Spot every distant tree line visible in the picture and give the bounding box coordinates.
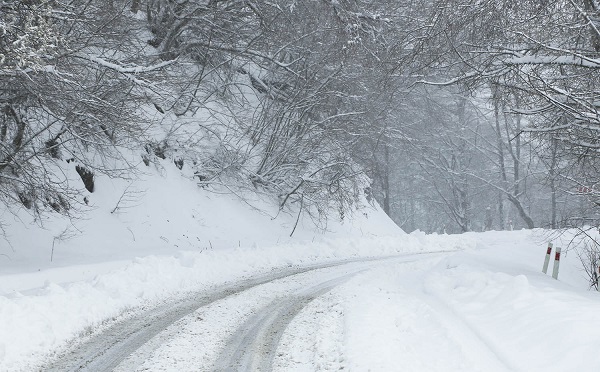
[375,0,600,233]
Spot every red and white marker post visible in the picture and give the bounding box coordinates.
[542,242,553,274]
[552,247,562,280]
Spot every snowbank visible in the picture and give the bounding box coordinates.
[0,233,470,371]
[336,229,600,372]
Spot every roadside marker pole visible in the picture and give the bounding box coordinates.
[542,242,553,274]
[552,247,561,280]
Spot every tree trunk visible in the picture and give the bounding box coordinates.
[493,87,534,229]
[507,194,535,229]
[583,0,600,52]
[382,143,391,215]
[549,136,558,228]
[498,191,505,230]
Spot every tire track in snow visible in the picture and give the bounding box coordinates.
[42,254,440,372]
[211,274,356,371]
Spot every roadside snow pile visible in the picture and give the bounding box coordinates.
[424,264,600,372]
[334,229,600,372]
[420,230,600,372]
[0,232,470,372]
[4,222,598,372]
[341,263,508,372]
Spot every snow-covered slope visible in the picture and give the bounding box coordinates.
[1,166,599,371]
[0,158,406,370]
[0,159,399,286]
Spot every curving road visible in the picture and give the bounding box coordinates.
[43,253,438,372]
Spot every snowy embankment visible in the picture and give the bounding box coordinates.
[3,230,600,372]
[1,164,600,371]
[271,230,600,372]
[0,233,466,371]
[0,163,449,371]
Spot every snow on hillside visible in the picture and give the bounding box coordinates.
[1,165,599,371]
[0,160,399,287]
[0,160,405,370]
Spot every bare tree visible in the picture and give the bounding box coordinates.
[0,1,173,222]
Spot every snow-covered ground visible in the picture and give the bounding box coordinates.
[98,229,598,372]
[3,227,599,371]
[1,165,600,371]
[293,230,600,372]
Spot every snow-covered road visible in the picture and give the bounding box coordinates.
[6,230,600,372]
[43,254,440,371]
[41,250,518,372]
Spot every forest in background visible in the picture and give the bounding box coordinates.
[1,0,600,235]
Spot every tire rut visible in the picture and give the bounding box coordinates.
[212,274,357,372]
[41,255,416,372]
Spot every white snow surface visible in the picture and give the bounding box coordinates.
[1,164,600,371]
[130,230,600,372]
